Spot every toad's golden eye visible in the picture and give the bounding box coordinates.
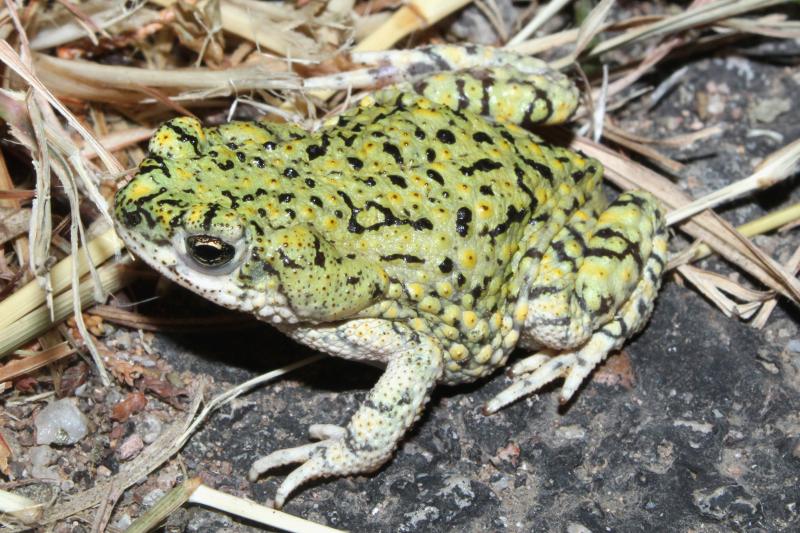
[186,235,235,267]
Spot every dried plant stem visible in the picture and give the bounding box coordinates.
[126,477,203,533]
[0,258,132,357]
[0,489,42,525]
[188,484,345,533]
[0,228,123,333]
[686,202,800,263]
[355,0,473,51]
[507,0,572,46]
[666,137,800,225]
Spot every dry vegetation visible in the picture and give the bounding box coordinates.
[0,0,798,531]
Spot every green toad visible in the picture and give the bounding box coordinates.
[114,45,668,508]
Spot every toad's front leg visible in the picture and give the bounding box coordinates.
[249,320,444,508]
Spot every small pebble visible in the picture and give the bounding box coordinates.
[34,399,89,445]
[30,446,55,467]
[140,414,163,444]
[117,434,144,461]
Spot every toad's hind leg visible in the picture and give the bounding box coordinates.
[363,44,579,126]
[249,320,443,508]
[485,192,668,413]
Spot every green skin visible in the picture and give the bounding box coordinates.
[114,45,668,508]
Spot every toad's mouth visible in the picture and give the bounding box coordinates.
[113,222,302,324]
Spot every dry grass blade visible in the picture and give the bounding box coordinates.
[355,0,473,51]
[34,53,300,103]
[0,41,122,174]
[666,137,800,225]
[589,0,789,58]
[0,489,43,525]
[0,229,123,334]
[188,484,346,533]
[561,0,616,64]
[678,264,773,320]
[0,207,30,247]
[751,243,800,327]
[0,258,132,357]
[0,341,76,383]
[507,0,572,46]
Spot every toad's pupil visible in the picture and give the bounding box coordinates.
[186,235,235,266]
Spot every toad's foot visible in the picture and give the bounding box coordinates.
[248,424,360,508]
[250,326,443,508]
[483,348,592,414]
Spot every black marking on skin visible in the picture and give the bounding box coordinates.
[283,167,299,179]
[436,129,456,144]
[309,196,323,208]
[134,187,167,206]
[258,208,267,217]
[520,88,554,129]
[216,159,234,171]
[138,155,171,178]
[528,285,562,299]
[487,205,527,238]
[472,132,494,144]
[226,142,238,150]
[339,192,434,234]
[457,273,467,286]
[371,131,386,138]
[499,130,515,145]
[426,149,436,162]
[250,220,264,236]
[612,194,647,209]
[252,157,265,168]
[388,175,408,188]
[347,276,360,285]
[426,169,444,185]
[347,157,364,170]
[460,158,503,176]
[278,193,294,203]
[312,236,325,267]
[455,207,472,237]
[360,177,377,187]
[255,188,268,196]
[163,122,201,156]
[221,190,240,208]
[439,257,454,273]
[243,194,254,202]
[590,227,644,271]
[513,165,539,213]
[637,298,649,317]
[470,285,482,299]
[480,75,493,116]
[380,254,425,264]
[415,127,426,140]
[339,133,357,147]
[337,116,350,128]
[156,198,184,207]
[479,185,494,195]
[235,151,246,162]
[306,133,330,161]
[335,210,344,219]
[572,169,585,182]
[383,142,404,165]
[278,249,302,269]
[305,178,316,188]
[202,203,221,231]
[455,78,469,110]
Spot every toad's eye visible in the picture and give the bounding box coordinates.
[186,235,236,267]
